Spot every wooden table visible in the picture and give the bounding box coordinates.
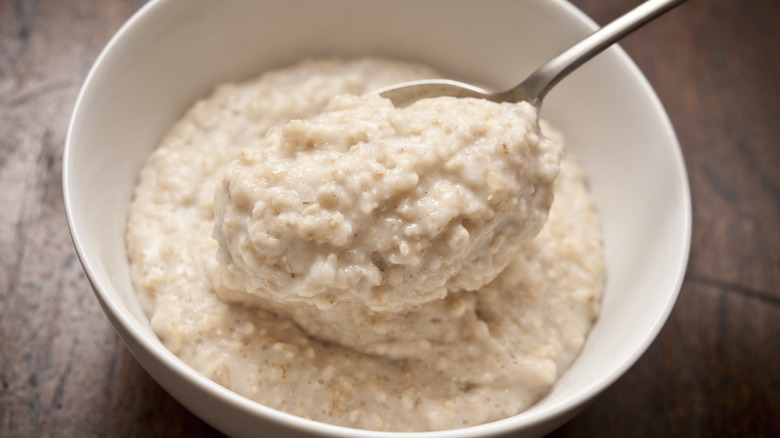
[1,0,777,436]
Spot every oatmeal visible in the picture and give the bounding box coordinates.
[126,58,605,432]
[212,93,560,313]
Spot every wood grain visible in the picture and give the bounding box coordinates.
[1,0,777,436]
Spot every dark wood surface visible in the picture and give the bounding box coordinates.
[1,0,777,436]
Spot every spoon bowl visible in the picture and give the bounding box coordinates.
[377,0,687,107]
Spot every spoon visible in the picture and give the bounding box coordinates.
[377,0,688,108]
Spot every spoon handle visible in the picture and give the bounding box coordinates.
[511,0,688,105]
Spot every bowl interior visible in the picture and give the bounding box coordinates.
[64,0,690,436]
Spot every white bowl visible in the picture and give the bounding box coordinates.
[63,0,691,437]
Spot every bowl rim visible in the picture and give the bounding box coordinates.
[63,0,691,436]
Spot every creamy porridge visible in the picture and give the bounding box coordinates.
[126,58,605,432]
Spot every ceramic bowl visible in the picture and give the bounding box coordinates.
[64,0,690,436]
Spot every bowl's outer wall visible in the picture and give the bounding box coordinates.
[64,0,690,437]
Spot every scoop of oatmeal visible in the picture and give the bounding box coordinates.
[211,94,562,312]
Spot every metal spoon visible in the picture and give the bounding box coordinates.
[377,0,688,108]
